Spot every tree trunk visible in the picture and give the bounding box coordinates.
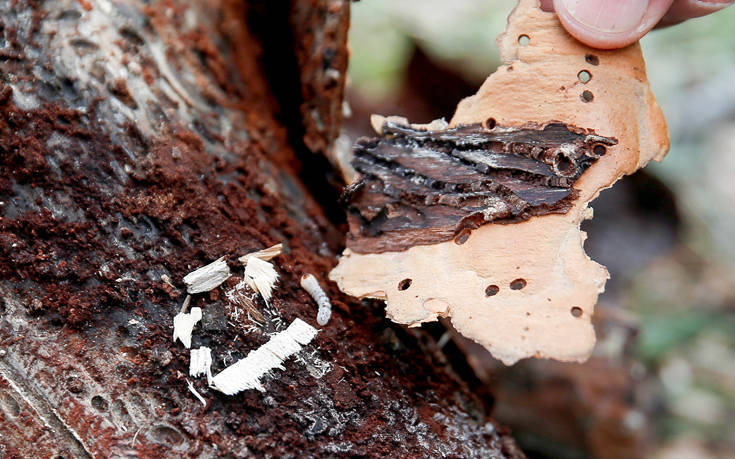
[0,0,521,457]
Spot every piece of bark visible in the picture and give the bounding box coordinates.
[345,120,616,253]
[330,0,669,365]
[0,0,520,456]
[290,0,350,157]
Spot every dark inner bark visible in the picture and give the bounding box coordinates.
[344,121,616,253]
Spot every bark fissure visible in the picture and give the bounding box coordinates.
[247,1,349,227]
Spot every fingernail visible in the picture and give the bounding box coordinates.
[560,0,650,33]
[690,0,735,11]
[660,0,734,26]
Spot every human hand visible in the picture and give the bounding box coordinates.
[540,0,734,49]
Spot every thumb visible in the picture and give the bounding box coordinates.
[553,0,674,49]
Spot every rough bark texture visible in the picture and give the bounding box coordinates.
[0,0,521,457]
[346,120,616,253]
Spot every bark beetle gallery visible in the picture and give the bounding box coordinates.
[343,120,617,253]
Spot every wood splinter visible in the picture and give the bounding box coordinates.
[211,318,318,395]
[173,305,202,349]
[329,0,669,365]
[183,256,232,294]
[240,243,282,304]
[189,346,213,385]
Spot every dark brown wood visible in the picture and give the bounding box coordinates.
[345,121,616,253]
[0,0,522,457]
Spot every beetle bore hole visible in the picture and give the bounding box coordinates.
[571,307,583,318]
[554,153,574,175]
[91,395,108,412]
[518,34,530,46]
[398,279,412,291]
[578,70,591,83]
[592,144,607,156]
[581,90,594,102]
[455,230,470,245]
[1,393,20,417]
[483,117,497,130]
[510,278,527,290]
[585,54,599,66]
[485,285,500,297]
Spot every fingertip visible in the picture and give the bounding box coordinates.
[539,0,555,12]
[553,0,674,49]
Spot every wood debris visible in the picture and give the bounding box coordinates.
[189,346,213,385]
[244,257,279,304]
[224,280,265,324]
[160,274,177,289]
[370,114,448,134]
[187,380,207,406]
[183,256,231,294]
[211,318,318,395]
[173,307,202,349]
[238,243,283,263]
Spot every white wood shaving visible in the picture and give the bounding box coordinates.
[370,114,409,135]
[173,307,202,348]
[300,273,332,326]
[238,243,283,263]
[211,318,318,395]
[179,294,192,313]
[160,273,176,289]
[189,346,213,385]
[187,380,207,406]
[183,256,231,294]
[244,256,279,303]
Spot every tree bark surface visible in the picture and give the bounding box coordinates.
[0,1,522,457]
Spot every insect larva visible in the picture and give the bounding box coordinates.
[300,273,332,326]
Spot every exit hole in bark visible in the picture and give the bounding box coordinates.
[592,144,607,156]
[571,307,583,317]
[578,70,591,83]
[91,395,109,411]
[483,117,497,130]
[1,393,20,417]
[398,279,412,291]
[485,285,500,297]
[455,230,470,245]
[581,90,594,102]
[585,54,599,65]
[518,34,530,46]
[554,153,574,176]
[510,278,527,290]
